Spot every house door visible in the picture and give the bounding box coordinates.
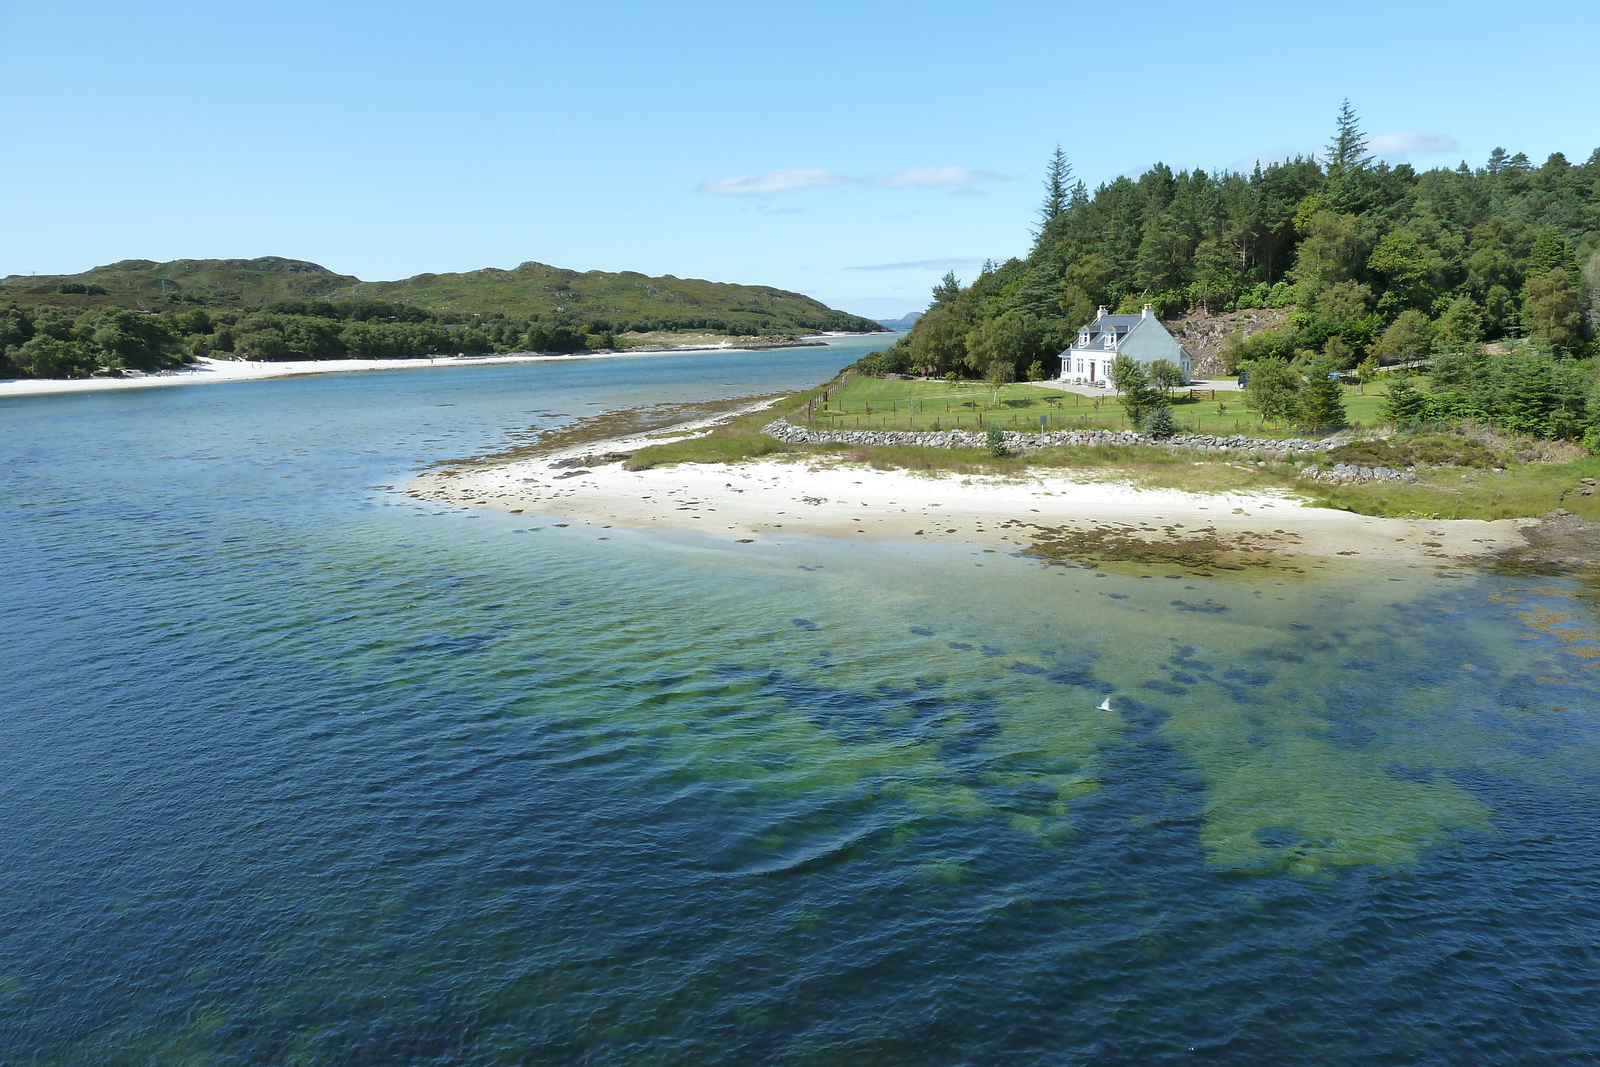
[1088,361,1096,382]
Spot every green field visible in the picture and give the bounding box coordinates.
[798,376,1391,438]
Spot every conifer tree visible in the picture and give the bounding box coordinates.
[931,271,963,307]
[1381,377,1429,425]
[1037,145,1073,233]
[1325,99,1371,170]
[1297,359,1348,431]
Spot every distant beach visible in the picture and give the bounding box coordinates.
[0,337,858,400]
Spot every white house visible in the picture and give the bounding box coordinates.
[1058,305,1192,385]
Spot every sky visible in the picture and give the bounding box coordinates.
[3,0,1599,319]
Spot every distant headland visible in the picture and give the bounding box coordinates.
[0,257,880,381]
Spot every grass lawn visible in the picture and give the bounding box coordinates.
[800,376,1390,438]
[1302,457,1600,521]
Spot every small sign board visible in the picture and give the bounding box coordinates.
[1039,415,1048,432]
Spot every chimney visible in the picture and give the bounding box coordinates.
[1141,303,1154,319]
[1095,306,1107,320]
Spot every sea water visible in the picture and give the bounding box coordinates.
[3,339,1598,1064]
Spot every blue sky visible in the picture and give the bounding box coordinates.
[3,0,1598,318]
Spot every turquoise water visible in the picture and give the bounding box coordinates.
[4,339,1600,1064]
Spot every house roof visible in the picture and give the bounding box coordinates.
[1069,315,1147,349]
[1057,313,1192,361]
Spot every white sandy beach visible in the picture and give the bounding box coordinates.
[0,339,841,400]
[412,430,1528,566]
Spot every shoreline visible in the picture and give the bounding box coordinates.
[409,410,1531,570]
[0,335,868,400]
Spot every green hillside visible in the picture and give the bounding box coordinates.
[2,258,359,306]
[0,257,878,335]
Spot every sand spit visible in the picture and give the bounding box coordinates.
[411,450,1527,568]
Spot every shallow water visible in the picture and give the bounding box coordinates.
[4,339,1599,1064]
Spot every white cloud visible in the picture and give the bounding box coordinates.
[698,164,1009,196]
[866,165,1008,188]
[697,168,846,195]
[847,257,988,272]
[1369,131,1459,155]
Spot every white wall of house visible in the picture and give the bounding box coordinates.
[1057,307,1191,384]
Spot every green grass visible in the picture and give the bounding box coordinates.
[1301,457,1600,521]
[800,376,1391,439]
[624,386,826,470]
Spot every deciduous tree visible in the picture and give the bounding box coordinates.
[1241,359,1301,424]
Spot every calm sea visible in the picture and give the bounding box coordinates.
[3,338,1598,1064]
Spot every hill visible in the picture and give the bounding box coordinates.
[0,257,879,336]
[2,258,359,307]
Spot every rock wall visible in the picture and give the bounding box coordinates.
[1297,463,1418,485]
[763,418,1338,459]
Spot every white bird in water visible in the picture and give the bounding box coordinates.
[1097,696,1113,712]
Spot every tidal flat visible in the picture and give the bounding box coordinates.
[4,336,1599,1063]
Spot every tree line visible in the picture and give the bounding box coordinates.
[862,103,1600,393]
[0,299,647,379]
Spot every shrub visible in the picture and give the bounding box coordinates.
[1325,432,1502,469]
[1141,405,1177,439]
[985,425,1007,457]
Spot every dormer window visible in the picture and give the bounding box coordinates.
[1078,330,1089,346]
[1102,330,1116,350]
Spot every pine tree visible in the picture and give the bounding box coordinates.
[1486,147,1509,175]
[1526,228,1578,284]
[1380,377,1429,425]
[1037,145,1073,234]
[931,271,962,307]
[1325,98,1371,170]
[1297,359,1348,431]
[1141,404,1176,439]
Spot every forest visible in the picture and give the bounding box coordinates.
[865,104,1600,440]
[0,299,609,379]
[0,257,879,378]
[860,104,1600,444]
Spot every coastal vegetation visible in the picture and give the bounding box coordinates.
[782,374,1386,438]
[603,364,1600,524]
[0,257,879,379]
[859,102,1600,450]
